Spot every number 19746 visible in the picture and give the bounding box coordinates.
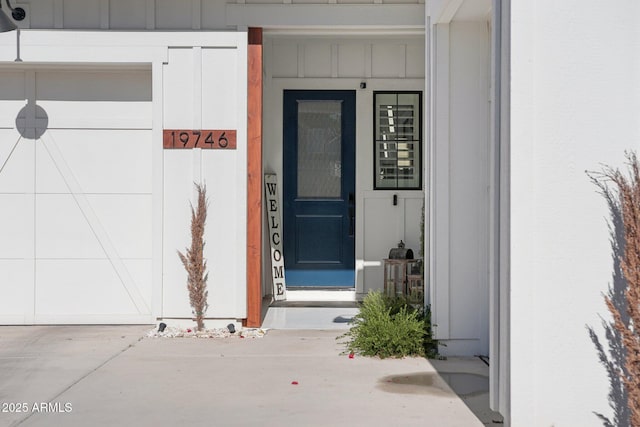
[163,129,237,150]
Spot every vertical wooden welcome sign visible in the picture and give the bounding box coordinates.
[264,174,286,300]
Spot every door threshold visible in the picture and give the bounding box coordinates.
[285,288,356,302]
[270,300,359,308]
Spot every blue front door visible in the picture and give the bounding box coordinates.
[283,90,356,287]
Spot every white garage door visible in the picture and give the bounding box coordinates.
[0,69,153,324]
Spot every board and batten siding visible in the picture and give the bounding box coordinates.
[18,0,424,32]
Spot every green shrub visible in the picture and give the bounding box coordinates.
[339,291,439,359]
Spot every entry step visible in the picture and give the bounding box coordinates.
[270,301,359,308]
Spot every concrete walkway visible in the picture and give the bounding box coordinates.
[0,326,492,427]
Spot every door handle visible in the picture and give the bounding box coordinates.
[348,192,355,237]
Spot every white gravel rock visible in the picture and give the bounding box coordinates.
[145,326,267,339]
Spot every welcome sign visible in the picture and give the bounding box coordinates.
[264,174,286,300]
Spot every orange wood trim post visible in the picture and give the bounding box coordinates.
[245,27,263,327]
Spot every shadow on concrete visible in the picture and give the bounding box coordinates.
[429,357,504,425]
[587,177,630,427]
[332,315,353,323]
[438,372,490,398]
[377,371,489,399]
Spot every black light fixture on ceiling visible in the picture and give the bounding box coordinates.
[0,0,26,33]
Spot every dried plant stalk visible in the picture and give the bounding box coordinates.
[177,183,209,331]
[596,152,640,426]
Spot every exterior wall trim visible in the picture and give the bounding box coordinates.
[431,22,451,340]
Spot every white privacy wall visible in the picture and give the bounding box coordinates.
[162,41,248,323]
[509,1,640,425]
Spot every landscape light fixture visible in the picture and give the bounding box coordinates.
[0,0,26,33]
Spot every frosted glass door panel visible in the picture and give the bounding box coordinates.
[297,100,342,198]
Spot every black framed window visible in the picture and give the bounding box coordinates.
[374,91,422,190]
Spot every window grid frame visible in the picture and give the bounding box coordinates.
[373,91,423,190]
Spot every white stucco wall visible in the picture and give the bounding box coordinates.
[509,1,640,425]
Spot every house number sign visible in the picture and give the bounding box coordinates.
[163,129,237,149]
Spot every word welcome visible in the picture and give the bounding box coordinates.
[264,174,286,300]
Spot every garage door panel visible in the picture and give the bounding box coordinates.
[0,102,26,128]
[39,101,152,129]
[0,72,26,128]
[0,71,25,100]
[36,71,151,102]
[2,68,154,325]
[123,259,153,307]
[33,139,68,194]
[35,259,148,316]
[36,70,152,129]
[0,129,33,194]
[86,195,153,259]
[38,129,152,194]
[35,195,106,259]
[0,195,32,258]
[0,260,32,319]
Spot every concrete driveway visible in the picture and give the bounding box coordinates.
[0,326,491,427]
